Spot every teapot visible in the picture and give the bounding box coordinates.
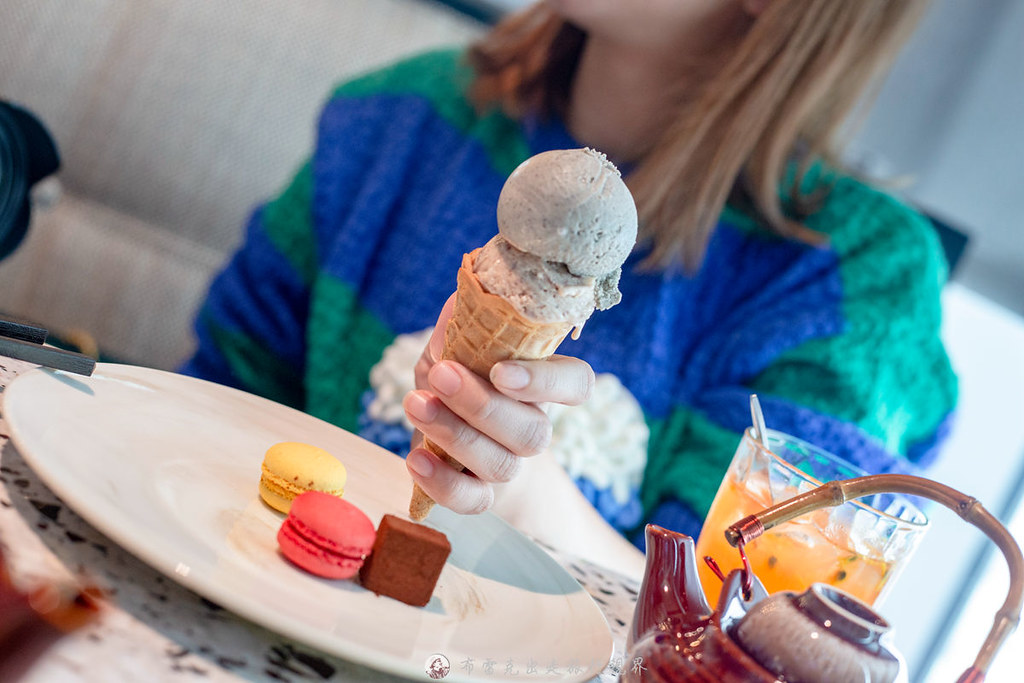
[623,474,1023,683]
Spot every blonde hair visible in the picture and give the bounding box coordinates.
[468,1,931,271]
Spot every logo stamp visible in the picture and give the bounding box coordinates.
[424,653,451,679]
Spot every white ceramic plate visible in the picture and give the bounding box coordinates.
[3,364,612,682]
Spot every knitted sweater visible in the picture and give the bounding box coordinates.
[182,49,958,544]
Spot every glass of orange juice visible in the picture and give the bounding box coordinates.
[695,428,929,608]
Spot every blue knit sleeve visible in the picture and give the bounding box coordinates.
[180,162,316,409]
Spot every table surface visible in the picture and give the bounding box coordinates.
[0,357,642,683]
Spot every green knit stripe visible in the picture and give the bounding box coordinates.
[200,312,306,410]
[331,49,529,177]
[304,274,395,432]
[752,177,956,454]
[261,161,317,284]
[642,407,744,518]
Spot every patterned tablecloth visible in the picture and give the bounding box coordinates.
[0,358,642,683]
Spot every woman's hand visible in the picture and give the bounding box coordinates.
[402,293,595,515]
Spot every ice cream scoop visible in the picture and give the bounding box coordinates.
[475,148,636,333]
[496,147,637,277]
[472,235,597,324]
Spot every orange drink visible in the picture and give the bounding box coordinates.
[695,428,928,607]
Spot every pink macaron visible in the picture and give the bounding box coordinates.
[277,491,376,579]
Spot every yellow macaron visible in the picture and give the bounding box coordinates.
[258,442,347,513]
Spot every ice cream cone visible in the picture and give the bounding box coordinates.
[408,248,574,520]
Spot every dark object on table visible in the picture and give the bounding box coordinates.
[0,552,103,681]
[0,316,47,345]
[433,0,504,24]
[924,210,970,278]
[359,514,451,607]
[0,100,60,262]
[0,317,96,376]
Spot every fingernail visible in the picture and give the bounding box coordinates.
[404,391,438,422]
[492,362,529,390]
[429,362,462,396]
[407,449,435,477]
[429,332,443,363]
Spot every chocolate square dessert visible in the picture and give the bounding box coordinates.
[359,514,451,607]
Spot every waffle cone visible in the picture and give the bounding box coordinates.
[409,248,575,520]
